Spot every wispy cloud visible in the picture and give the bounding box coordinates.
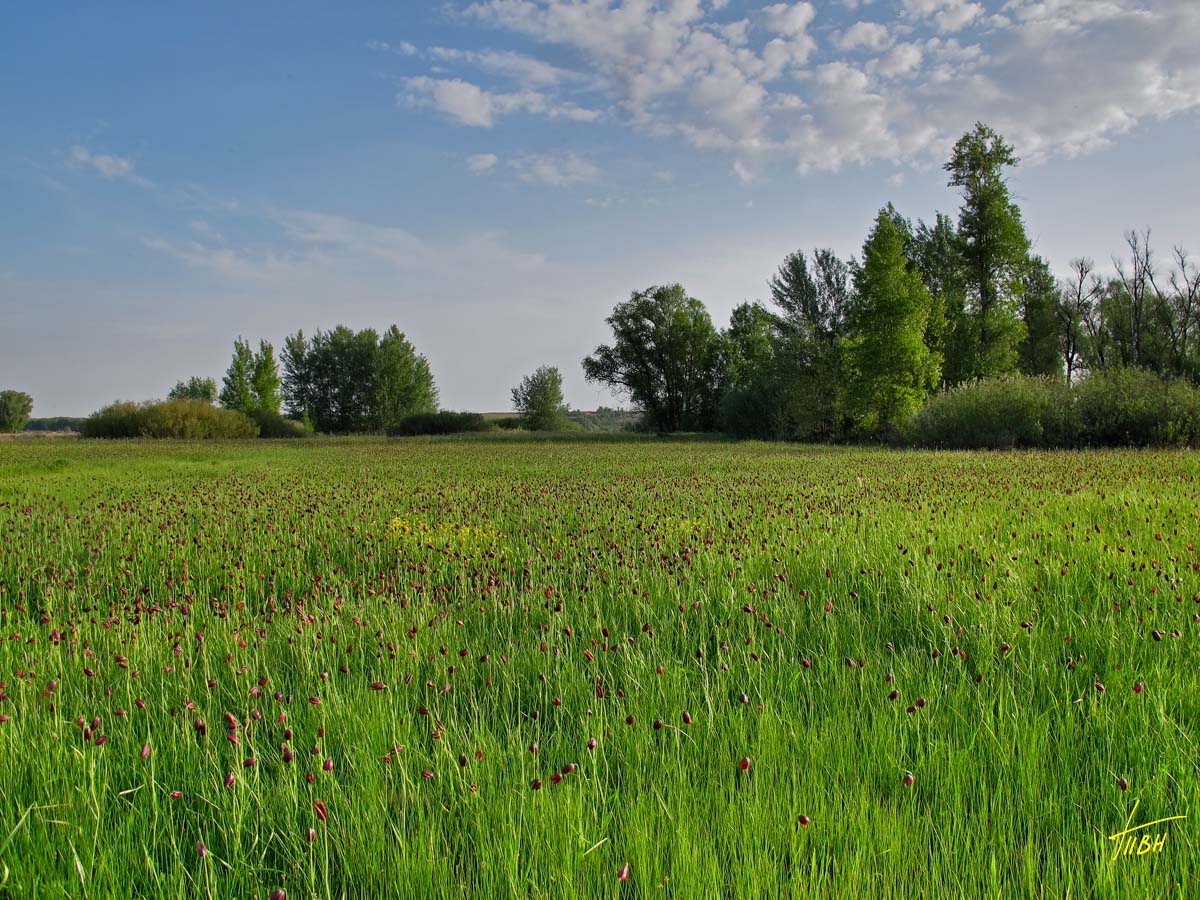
[366,39,418,56]
[466,153,499,173]
[69,145,153,187]
[509,152,600,187]
[428,47,579,87]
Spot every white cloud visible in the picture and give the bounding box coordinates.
[367,39,418,56]
[428,48,576,86]
[869,41,924,77]
[69,145,150,185]
[400,76,601,127]
[763,3,816,37]
[509,152,600,187]
[466,153,500,173]
[443,0,1200,180]
[902,0,985,34]
[834,21,893,52]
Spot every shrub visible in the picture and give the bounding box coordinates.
[249,409,312,438]
[82,399,259,439]
[904,375,1076,449]
[1074,367,1200,447]
[0,390,34,433]
[493,417,525,431]
[388,411,492,437]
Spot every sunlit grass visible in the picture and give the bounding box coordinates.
[0,436,1196,898]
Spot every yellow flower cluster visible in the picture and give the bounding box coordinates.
[388,517,504,552]
[645,516,709,537]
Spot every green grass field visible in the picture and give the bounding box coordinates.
[0,437,1196,898]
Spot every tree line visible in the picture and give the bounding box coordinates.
[40,120,1200,445]
[583,123,1200,441]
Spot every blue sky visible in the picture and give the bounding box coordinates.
[3,1,1199,417]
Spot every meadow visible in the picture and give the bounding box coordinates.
[0,437,1196,899]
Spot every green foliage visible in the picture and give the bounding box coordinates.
[375,326,439,432]
[1074,366,1200,447]
[81,399,259,439]
[220,338,280,415]
[906,368,1200,448]
[912,213,967,386]
[0,390,34,432]
[281,330,312,419]
[248,408,312,439]
[945,122,1031,380]
[841,209,941,436]
[168,376,218,403]
[904,375,1076,449]
[767,249,849,343]
[1017,256,1065,377]
[388,411,491,436]
[718,304,844,441]
[718,247,856,442]
[251,341,282,415]
[283,326,437,434]
[512,366,570,431]
[583,284,724,433]
[219,338,256,412]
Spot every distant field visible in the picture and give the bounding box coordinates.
[0,437,1196,898]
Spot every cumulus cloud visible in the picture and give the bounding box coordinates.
[902,0,985,33]
[417,0,1200,179]
[400,76,602,127]
[834,21,893,51]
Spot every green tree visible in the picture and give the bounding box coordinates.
[1017,256,1065,377]
[306,326,379,433]
[583,284,724,433]
[718,303,784,439]
[220,338,280,415]
[0,390,33,432]
[219,338,256,413]
[768,248,851,344]
[251,341,282,415]
[758,248,854,440]
[281,330,312,420]
[841,209,941,435]
[168,376,218,403]
[374,326,438,432]
[945,123,1031,379]
[912,213,968,386]
[512,365,570,431]
[281,326,438,433]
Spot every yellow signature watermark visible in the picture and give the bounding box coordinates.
[1108,799,1186,861]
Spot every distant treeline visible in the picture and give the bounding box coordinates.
[53,122,1200,448]
[581,123,1200,447]
[24,417,86,432]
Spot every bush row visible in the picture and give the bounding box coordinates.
[81,400,310,439]
[387,411,492,436]
[904,368,1200,448]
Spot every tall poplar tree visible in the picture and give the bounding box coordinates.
[841,209,941,434]
[945,123,1031,379]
